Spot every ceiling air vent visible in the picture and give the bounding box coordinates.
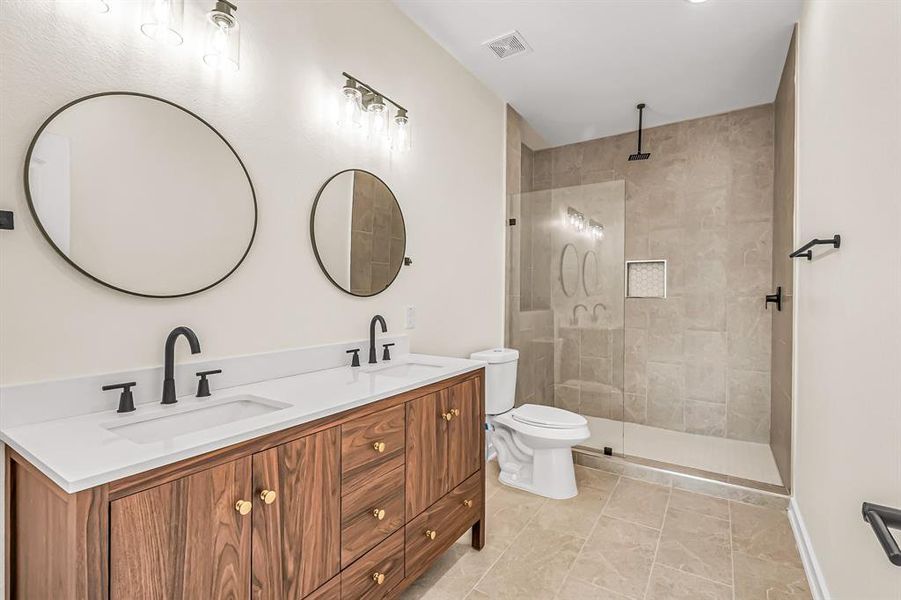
[484,31,532,60]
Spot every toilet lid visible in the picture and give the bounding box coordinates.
[511,404,588,429]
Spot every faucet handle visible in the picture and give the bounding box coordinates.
[382,343,395,361]
[195,369,222,398]
[346,348,361,368]
[102,381,137,414]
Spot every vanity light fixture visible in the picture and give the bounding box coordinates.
[339,72,412,152]
[567,207,586,232]
[140,0,184,46]
[338,77,363,129]
[203,0,240,72]
[589,219,605,240]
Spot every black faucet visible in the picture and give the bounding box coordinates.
[162,326,201,405]
[369,315,387,364]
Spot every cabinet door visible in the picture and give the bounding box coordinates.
[445,377,482,491]
[405,390,449,519]
[110,457,252,600]
[252,427,341,600]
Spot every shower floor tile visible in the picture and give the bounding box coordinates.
[583,416,783,486]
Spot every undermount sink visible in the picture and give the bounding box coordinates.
[104,395,290,444]
[363,362,444,378]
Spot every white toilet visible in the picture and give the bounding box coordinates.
[471,348,590,500]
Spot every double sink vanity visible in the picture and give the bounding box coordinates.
[3,332,487,599]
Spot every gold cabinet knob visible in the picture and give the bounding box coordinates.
[462,499,473,508]
[372,508,386,520]
[372,572,386,585]
[260,489,277,505]
[235,500,252,516]
[425,529,437,540]
[373,441,386,453]
[451,408,460,417]
[442,412,454,422]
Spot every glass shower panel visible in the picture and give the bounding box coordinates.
[507,181,626,455]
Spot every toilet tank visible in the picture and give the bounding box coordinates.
[469,348,518,415]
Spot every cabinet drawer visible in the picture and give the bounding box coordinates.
[341,465,405,568]
[340,529,404,600]
[405,471,482,578]
[306,575,341,600]
[342,405,405,492]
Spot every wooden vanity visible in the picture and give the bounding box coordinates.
[4,368,485,600]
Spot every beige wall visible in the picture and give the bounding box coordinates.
[529,106,775,442]
[771,26,797,491]
[794,1,901,597]
[0,0,505,385]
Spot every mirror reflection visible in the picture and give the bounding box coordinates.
[311,170,405,296]
[25,93,257,298]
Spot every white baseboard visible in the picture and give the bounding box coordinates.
[788,497,830,600]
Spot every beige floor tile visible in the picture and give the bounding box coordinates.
[464,591,491,600]
[645,564,732,600]
[401,537,509,600]
[533,486,611,539]
[474,525,584,599]
[733,552,812,600]
[555,576,631,599]
[569,515,660,598]
[667,489,730,521]
[655,507,733,584]
[485,484,547,547]
[730,501,802,567]
[602,477,671,529]
[575,465,620,494]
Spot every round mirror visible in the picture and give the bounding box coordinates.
[560,243,579,297]
[583,250,600,295]
[24,92,257,298]
[311,170,406,297]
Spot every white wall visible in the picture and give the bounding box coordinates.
[793,1,901,598]
[0,0,505,384]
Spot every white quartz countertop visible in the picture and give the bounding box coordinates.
[0,354,484,494]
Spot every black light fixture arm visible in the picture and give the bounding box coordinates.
[342,71,407,113]
[789,234,841,260]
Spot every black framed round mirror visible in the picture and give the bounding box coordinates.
[310,169,406,297]
[24,92,257,298]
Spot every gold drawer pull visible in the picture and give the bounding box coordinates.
[260,489,277,505]
[462,499,473,508]
[425,529,437,540]
[372,572,386,585]
[235,500,252,516]
[373,441,386,453]
[372,508,386,520]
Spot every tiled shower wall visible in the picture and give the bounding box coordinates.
[527,105,775,442]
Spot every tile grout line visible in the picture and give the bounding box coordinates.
[552,474,623,599]
[729,499,737,600]
[640,485,672,600]
[468,488,551,596]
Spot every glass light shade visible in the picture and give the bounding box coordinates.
[203,4,240,72]
[95,0,110,13]
[391,109,412,152]
[141,0,184,46]
[338,81,362,129]
[366,96,389,141]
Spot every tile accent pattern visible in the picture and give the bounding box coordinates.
[400,462,811,600]
[626,261,667,298]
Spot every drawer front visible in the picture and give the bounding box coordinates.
[405,471,482,577]
[306,576,341,600]
[340,529,405,600]
[341,465,405,567]
[342,405,405,492]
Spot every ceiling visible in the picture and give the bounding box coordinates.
[393,0,800,148]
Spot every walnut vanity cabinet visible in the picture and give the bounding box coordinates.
[4,368,484,600]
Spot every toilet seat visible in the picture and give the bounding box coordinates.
[510,404,587,429]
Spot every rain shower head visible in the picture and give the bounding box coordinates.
[628,103,651,161]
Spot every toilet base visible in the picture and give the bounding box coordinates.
[496,446,579,500]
